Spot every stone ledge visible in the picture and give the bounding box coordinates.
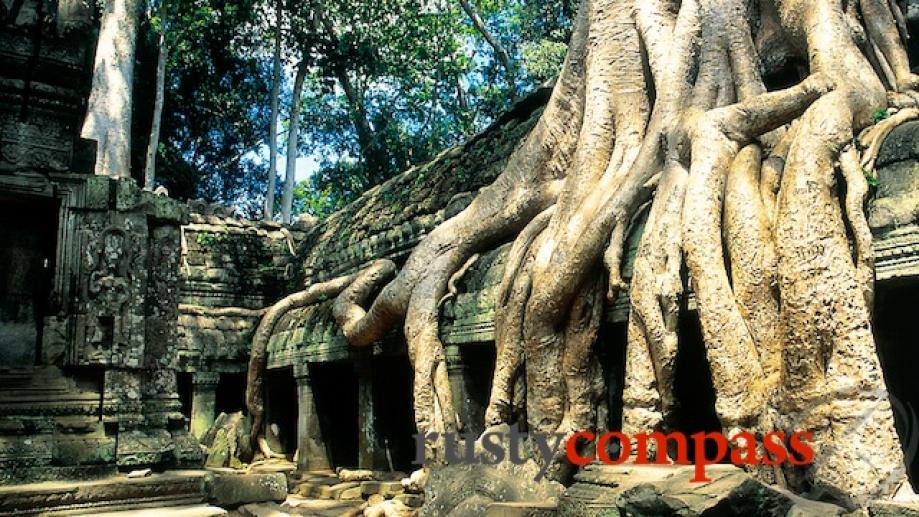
[0,470,209,516]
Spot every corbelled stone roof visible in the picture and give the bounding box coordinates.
[297,89,551,285]
[267,92,919,367]
[268,90,550,365]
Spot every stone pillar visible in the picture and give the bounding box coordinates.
[444,345,482,434]
[294,365,330,472]
[355,349,383,469]
[190,372,219,439]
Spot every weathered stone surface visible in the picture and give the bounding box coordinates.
[0,470,209,516]
[207,471,288,507]
[318,481,361,499]
[558,464,847,517]
[868,500,919,516]
[364,499,417,517]
[338,486,364,500]
[486,501,557,517]
[420,461,564,517]
[280,494,365,515]
[394,493,424,508]
[201,412,254,469]
[80,504,228,517]
[362,480,405,498]
[338,468,376,482]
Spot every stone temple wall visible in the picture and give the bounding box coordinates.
[0,0,200,483]
[175,205,312,436]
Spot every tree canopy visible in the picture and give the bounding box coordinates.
[138,0,574,219]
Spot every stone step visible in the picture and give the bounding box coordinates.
[0,470,209,516]
[360,480,404,498]
[80,504,228,517]
[206,471,288,508]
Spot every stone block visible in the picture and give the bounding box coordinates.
[207,472,287,507]
[360,480,403,498]
[338,486,364,500]
[339,468,376,482]
[869,501,919,516]
[394,493,423,508]
[319,481,361,499]
[558,464,848,516]
[486,502,557,517]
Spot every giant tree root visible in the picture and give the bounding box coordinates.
[245,269,379,453]
[243,0,918,507]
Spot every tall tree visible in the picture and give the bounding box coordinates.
[81,0,143,177]
[456,0,516,101]
[264,0,283,220]
[155,0,272,217]
[144,0,168,190]
[280,60,307,223]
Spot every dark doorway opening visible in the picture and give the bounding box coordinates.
[312,361,360,468]
[454,344,496,437]
[373,355,417,472]
[672,310,723,459]
[264,367,298,455]
[604,310,722,459]
[599,322,627,431]
[0,193,59,367]
[215,371,246,415]
[874,277,919,488]
[176,372,193,420]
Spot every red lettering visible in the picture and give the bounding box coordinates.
[634,432,690,465]
[565,432,596,466]
[691,432,728,482]
[788,431,814,466]
[761,431,788,466]
[597,432,631,465]
[728,431,760,466]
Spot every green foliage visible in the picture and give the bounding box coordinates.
[864,167,880,188]
[152,0,274,217]
[196,232,227,247]
[874,109,890,123]
[144,0,574,220]
[289,0,575,218]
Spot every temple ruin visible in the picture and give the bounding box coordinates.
[5,0,919,515]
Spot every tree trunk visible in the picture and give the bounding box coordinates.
[264,0,282,220]
[144,0,168,191]
[280,60,307,224]
[81,0,143,178]
[318,11,390,183]
[250,0,919,507]
[457,0,517,101]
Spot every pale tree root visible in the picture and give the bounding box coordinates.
[681,74,832,431]
[621,162,688,445]
[232,0,919,508]
[245,271,370,455]
[486,207,555,427]
[723,144,782,390]
[327,0,590,461]
[775,90,906,508]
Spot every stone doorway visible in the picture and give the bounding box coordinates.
[373,355,417,472]
[311,361,360,469]
[604,312,722,458]
[0,193,59,367]
[264,367,298,455]
[874,278,919,488]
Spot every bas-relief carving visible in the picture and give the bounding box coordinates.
[75,215,148,367]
